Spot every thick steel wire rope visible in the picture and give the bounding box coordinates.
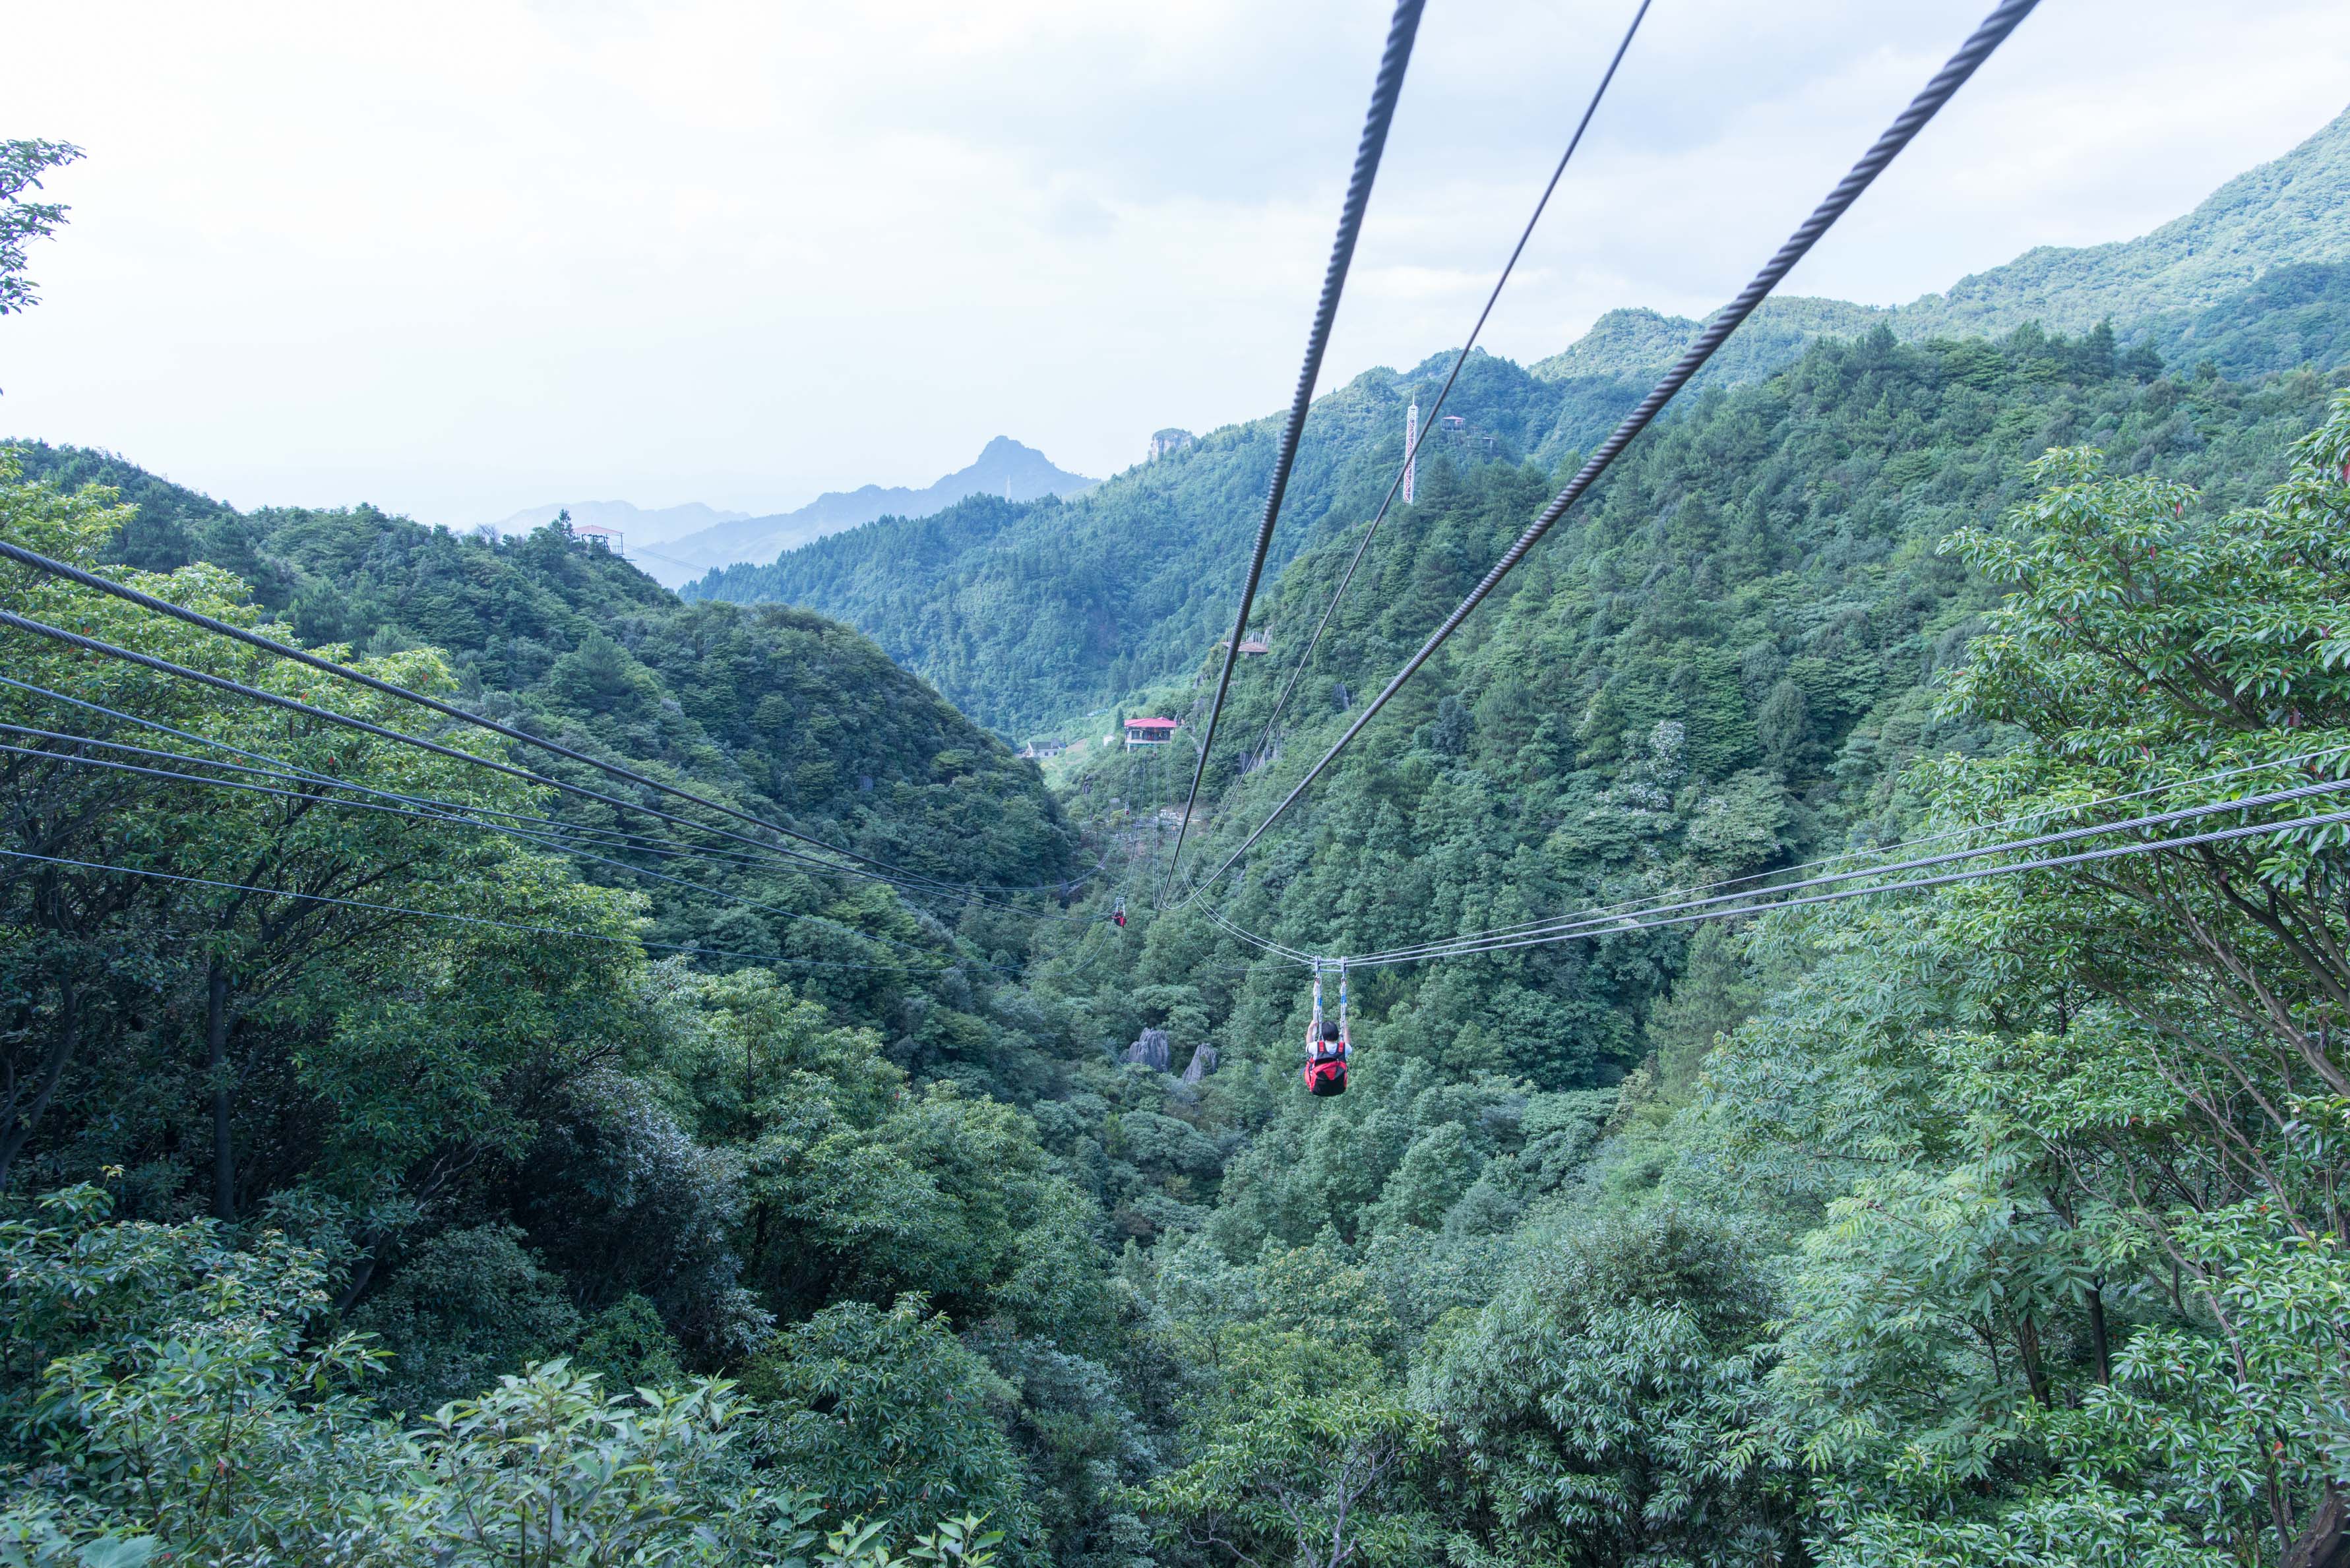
[1196,895,1315,965]
[1179,742,2350,960]
[1194,757,2350,968]
[1247,0,1654,767]
[1339,800,2350,969]
[0,740,1030,969]
[1174,0,2043,912]
[0,537,1086,899]
[1190,742,2350,964]
[1342,772,2350,964]
[0,678,1006,880]
[0,607,1085,922]
[1160,0,1427,901]
[0,717,807,871]
[0,607,883,884]
[0,847,1001,976]
[1380,744,2350,955]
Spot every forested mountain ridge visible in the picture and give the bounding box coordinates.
[1,437,1188,1563]
[7,440,1079,904]
[12,330,2349,1565]
[1019,340,2350,1566]
[690,103,2350,737]
[1533,101,2350,382]
[1108,330,2339,1093]
[686,350,1650,732]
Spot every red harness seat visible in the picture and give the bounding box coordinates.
[1303,1022,1349,1097]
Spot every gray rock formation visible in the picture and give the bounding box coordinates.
[1181,1044,1218,1084]
[1125,1028,1171,1071]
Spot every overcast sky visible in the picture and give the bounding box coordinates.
[6,1,2349,526]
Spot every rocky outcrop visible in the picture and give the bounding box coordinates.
[1125,1028,1171,1071]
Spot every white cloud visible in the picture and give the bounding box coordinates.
[4,0,2347,525]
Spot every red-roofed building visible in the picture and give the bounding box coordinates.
[1125,717,1180,748]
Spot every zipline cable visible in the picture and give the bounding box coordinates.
[0,739,1032,969]
[1174,0,2043,911]
[1336,799,2350,969]
[0,846,1009,977]
[0,681,1114,893]
[0,682,838,876]
[1249,0,1654,766]
[1196,895,1315,965]
[1160,0,1427,901]
[0,538,1078,903]
[0,717,807,872]
[1182,742,2350,967]
[0,607,1084,921]
[1343,771,2350,964]
[0,607,894,886]
[1358,743,2350,957]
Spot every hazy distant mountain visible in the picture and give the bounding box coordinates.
[650,437,1096,588]
[489,499,751,566]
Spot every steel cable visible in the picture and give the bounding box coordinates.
[0,680,834,875]
[1340,799,2350,969]
[1174,0,2043,910]
[1344,771,2350,964]
[1364,744,2350,957]
[0,739,1030,968]
[1175,744,2350,967]
[1248,0,1654,768]
[0,538,1086,901]
[1161,0,1427,899]
[0,607,1085,921]
[0,847,1007,975]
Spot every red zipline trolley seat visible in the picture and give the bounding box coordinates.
[1303,964,1351,1097]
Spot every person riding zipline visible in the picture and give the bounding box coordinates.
[1303,965,1349,1096]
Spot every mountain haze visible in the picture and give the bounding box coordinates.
[653,436,1097,588]
[487,498,751,570]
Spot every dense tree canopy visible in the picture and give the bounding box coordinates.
[6,307,2349,1567]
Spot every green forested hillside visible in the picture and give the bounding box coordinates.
[1535,103,2350,382]
[686,107,2350,747]
[11,94,2350,1566]
[691,104,2350,744]
[685,351,1645,733]
[11,442,1078,905]
[9,348,2350,1565]
[1006,344,2350,1567]
[0,442,1198,1563]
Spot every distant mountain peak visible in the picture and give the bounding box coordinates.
[642,440,1098,588]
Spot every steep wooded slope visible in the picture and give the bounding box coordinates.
[6,441,1081,967]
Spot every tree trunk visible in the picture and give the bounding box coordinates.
[2084,1283,2111,1386]
[0,980,79,1191]
[2288,1482,2349,1568]
[2015,1315,2052,1407]
[205,960,235,1222]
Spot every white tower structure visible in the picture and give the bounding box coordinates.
[1402,400,1419,504]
